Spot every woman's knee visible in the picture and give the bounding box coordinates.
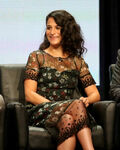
[66,99,86,113]
[60,114,74,123]
[57,114,74,128]
[73,99,85,106]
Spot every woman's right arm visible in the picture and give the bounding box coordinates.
[24,79,51,105]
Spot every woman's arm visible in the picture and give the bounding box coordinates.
[24,79,51,105]
[80,84,100,107]
[76,57,100,107]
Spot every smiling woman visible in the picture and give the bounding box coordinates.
[46,17,62,48]
[24,10,100,150]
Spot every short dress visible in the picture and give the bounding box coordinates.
[24,49,96,145]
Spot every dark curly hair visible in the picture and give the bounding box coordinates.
[39,10,87,57]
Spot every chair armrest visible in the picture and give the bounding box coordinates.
[92,100,116,150]
[0,95,5,150]
[5,102,28,150]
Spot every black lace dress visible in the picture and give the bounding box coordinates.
[24,49,96,145]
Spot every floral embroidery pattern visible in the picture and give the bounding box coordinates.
[24,50,96,144]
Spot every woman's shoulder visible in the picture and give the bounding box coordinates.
[29,49,44,55]
[74,56,85,65]
[28,50,45,60]
[73,56,84,70]
[28,50,44,65]
[73,55,89,72]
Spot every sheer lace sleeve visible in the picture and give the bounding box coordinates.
[75,57,96,88]
[24,51,41,81]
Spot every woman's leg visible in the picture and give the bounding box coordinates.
[57,114,76,150]
[77,127,94,150]
[57,135,76,150]
[65,100,94,150]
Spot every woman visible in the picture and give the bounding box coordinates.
[24,10,100,150]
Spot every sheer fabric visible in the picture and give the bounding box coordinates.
[24,50,96,144]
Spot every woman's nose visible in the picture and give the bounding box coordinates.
[50,28,56,34]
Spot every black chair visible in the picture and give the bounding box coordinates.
[0,94,5,150]
[0,64,116,150]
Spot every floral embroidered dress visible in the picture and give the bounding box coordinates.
[24,49,96,144]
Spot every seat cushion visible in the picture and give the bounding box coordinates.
[29,125,104,150]
[29,126,56,150]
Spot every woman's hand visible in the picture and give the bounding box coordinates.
[79,97,89,107]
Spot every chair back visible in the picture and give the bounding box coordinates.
[0,64,26,104]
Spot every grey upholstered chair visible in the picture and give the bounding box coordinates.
[0,64,116,150]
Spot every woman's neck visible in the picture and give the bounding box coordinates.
[45,46,69,58]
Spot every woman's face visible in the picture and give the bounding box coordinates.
[46,17,62,47]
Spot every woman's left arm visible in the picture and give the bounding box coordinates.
[76,57,100,107]
[80,84,100,107]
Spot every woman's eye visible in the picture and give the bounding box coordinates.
[46,26,61,30]
[47,26,51,30]
[56,26,61,30]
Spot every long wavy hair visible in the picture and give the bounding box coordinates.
[39,10,87,57]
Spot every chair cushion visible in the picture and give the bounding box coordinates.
[29,125,104,150]
[29,126,56,150]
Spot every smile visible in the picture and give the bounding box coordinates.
[49,36,59,40]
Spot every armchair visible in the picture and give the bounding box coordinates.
[0,95,5,150]
[0,64,116,150]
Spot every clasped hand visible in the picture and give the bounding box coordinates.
[79,97,89,107]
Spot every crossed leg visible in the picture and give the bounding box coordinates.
[57,100,94,150]
[57,114,76,150]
